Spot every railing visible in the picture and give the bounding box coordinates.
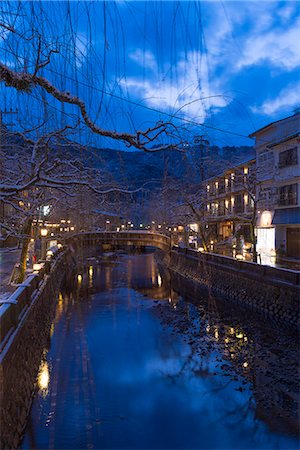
[66,231,171,250]
[0,249,65,354]
[174,247,300,287]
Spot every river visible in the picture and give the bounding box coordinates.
[22,251,299,449]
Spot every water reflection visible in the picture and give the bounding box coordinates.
[37,358,50,398]
[22,252,299,450]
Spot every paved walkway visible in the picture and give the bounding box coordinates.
[0,248,21,296]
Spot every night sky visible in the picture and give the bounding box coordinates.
[1,1,300,149]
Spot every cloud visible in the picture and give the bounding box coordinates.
[129,49,157,72]
[236,17,300,72]
[251,82,300,116]
[122,50,229,121]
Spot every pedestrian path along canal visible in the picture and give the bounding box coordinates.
[22,251,299,449]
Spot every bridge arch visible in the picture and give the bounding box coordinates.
[65,231,171,253]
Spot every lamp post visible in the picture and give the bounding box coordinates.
[41,228,48,260]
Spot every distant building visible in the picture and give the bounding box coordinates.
[249,110,300,258]
[204,159,256,245]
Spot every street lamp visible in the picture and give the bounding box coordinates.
[41,228,48,260]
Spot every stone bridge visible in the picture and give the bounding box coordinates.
[65,231,171,252]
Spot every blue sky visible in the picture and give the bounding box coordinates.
[1,1,300,149]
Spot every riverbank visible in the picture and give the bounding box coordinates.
[166,248,299,328]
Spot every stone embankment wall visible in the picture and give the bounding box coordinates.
[0,250,71,449]
[169,248,300,328]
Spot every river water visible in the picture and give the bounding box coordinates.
[22,251,299,449]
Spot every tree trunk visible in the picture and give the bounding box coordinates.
[17,218,33,283]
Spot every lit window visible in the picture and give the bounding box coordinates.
[231,173,235,181]
[215,181,219,189]
[225,178,229,187]
[243,167,248,175]
[206,185,210,192]
[244,194,248,205]
[231,196,235,206]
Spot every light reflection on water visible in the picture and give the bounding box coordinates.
[22,252,299,450]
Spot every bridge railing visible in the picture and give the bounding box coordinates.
[65,231,171,250]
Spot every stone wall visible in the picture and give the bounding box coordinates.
[169,248,299,328]
[0,251,71,449]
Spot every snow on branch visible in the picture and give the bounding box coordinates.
[0,62,179,151]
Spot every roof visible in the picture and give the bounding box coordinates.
[267,132,300,148]
[249,112,300,138]
[272,207,300,225]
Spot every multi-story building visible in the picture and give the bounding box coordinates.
[250,110,300,258]
[204,159,256,245]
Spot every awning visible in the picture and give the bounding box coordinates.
[272,207,300,225]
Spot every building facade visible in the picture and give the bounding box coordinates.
[250,111,300,259]
[203,159,256,247]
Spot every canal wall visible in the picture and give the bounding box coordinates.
[168,248,300,328]
[0,250,71,449]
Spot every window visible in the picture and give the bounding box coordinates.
[235,194,243,213]
[278,184,298,206]
[278,147,298,168]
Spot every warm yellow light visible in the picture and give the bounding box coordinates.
[243,167,248,175]
[243,361,248,368]
[57,243,62,249]
[214,329,219,340]
[158,224,161,229]
[210,240,214,244]
[121,224,125,229]
[206,325,210,333]
[236,332,244,339]
[206,185,210,192]
[70,226,75,231]
[229,327,235,335]
[173,227,177,232]
[231,196,234,206]
[89,266,93,277]
[33,263,42,271]
[140,223,143,227]
[231,173,234,181]
[260,210,272,227]
[67,220,71,224]
[61,219,66,223]
[244,194,248,205]
[77,274,82,283]
[198,247,204,252]
[41,228,48,237]
[236,254,244,260]
[225,199,229,209]
[157,274,162,287]
[225,178,229,187]
[46,250,53,257]
[37,360,50,394]
[207,204,210,211]
[215,181,218,189]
